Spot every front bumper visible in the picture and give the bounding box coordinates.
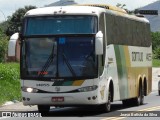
[22,91,99,106]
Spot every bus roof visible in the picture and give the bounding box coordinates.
[75,4,127,14]
[25,6,106,16]
[25,5,149,23]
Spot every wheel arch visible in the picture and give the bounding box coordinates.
[137,75,143,95]
[143,75,147,96]
[107,77,114,102]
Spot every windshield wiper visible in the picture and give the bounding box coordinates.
[38,43,56,77]
[62,53,76,77]
[38,54,56,77]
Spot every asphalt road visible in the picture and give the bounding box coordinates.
[0,91,159,120]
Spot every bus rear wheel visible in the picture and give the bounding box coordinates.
[38,105,50,116]
[159,90,160,96]
[133,86,144,106]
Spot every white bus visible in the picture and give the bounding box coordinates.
[20,4,152,114]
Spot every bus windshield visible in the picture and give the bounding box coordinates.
[24,15,97,35]
[21,36,97,79]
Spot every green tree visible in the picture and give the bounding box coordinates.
[151,32,160,59]
[151,32,160,50]
[6,5,36,36]
[153,47,160,59]
[0,21,8,35]
[0,28,8,62]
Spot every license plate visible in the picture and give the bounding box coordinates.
[52,97,64,102]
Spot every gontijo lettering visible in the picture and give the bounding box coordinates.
[132,52,143,62]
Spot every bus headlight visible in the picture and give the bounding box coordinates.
[22,86,38,93]
[77,85,98,92]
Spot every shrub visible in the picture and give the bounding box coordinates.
[0,63,21,105]
[153,47,160,59]
[151,32,160,50]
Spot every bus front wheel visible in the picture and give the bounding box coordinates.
[102,89,111,112]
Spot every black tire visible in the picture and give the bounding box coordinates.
[123,98,138,107]
[122,99,131,107]
[38,105,50,116]
[133,86,144,106]
[159,90,160,96]
[102,90,111,112]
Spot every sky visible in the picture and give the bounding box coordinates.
[0,0,158,22]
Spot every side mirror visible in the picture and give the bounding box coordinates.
[95,31,103,55]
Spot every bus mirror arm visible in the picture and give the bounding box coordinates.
[18,33,24,45]
[95,31,103,55]
[19,32,24,41]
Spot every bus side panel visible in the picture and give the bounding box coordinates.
[114,45,130,100]
[106,45,120,101]
[128,45,152,96]
[110,45,152,100]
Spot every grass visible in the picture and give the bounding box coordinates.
[0,62,21,105]
[153,59,160,67]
